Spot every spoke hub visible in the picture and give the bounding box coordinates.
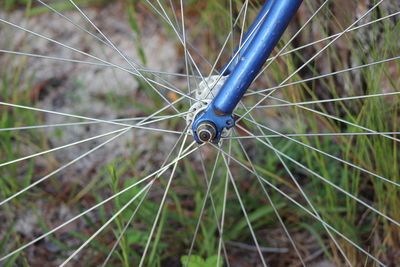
[186,75,233,144]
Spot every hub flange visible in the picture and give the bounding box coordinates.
[186,75,233,144]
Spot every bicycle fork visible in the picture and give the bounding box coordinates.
[192,0,303,143]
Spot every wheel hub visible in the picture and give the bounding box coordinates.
[186,75,232,143]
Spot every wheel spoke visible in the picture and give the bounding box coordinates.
[232,133,307,266]
[254,0,330,81]
[0,95,189,131]
[0,18,117,67]
[202,5,275,99]
[0,17,193,102]
[37,0,203,90]
[148,1,215,74]
[236,100,350,265]
[238,0,384,121]
[247,96,400,144]
[208,2,247,77]
[250,91,400,109]
[228,0,234,57]
[100,186,151,267]
[0,49,109,66]
[235,124,400,228]
[240,116,400,187]
[0,89,196,259]
[267,10,400,63]
[36,0,184,79]
[245,55,400,97]
[0,48,197,79]
[221,153,268,267]
[66,0,186,114]
[88,126,195,266]
[0,110,190,168]
[225,131,400,139]
[0,127,129,206]
[0,127,124,168]
[148,0,211,86]
[216,143,231,267]
[186,150,229,266]
[178,0,193,99]
[0,140,198,262]
[204,0,328,100]
[0,112,189,132]
[238,0,249,51]
[212,144,386,266]
[138,132,190,267]
[0,108,191,207]
[59,180,154,267]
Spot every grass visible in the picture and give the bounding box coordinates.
[0,0,399,266]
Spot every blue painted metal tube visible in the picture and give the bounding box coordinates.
[221,0,276,75]
[213,0,302,115]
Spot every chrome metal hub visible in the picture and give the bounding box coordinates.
[186,75,230,143]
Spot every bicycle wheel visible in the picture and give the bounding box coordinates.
[0,0,399,266]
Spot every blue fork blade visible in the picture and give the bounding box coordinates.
[213,0,303,116]
[221,0,276,76]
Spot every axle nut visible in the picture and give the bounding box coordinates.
[196,122,217,143]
